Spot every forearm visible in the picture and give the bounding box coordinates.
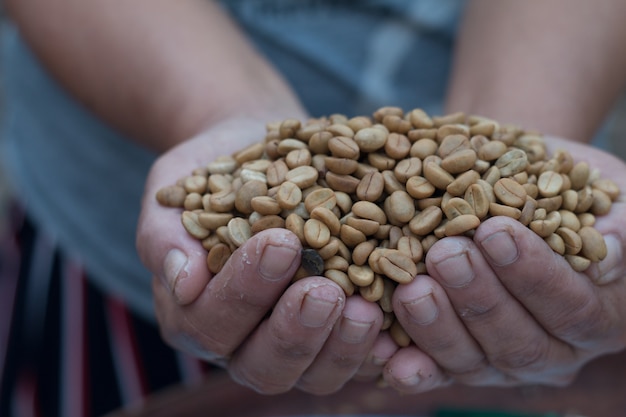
[6,0,305,151]
[446,0,626,143]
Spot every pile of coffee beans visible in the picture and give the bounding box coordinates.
[156,107,618,345]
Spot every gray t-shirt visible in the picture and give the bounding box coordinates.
[0,0,465,321]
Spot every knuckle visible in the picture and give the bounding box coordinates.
[163,313,234,361]
[419,333,462,353]
[329,352,362,372]
[450,289,512,325]
[270,325,319,362]
[272,337,317,362]
[550,296,609,344]
[456,298,500,322]
[490,340,548,373]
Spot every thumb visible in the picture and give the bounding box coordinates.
[136,146,213,306]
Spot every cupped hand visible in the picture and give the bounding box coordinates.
[136,118,383,395]
[384,136,626,393]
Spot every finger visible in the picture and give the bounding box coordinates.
[156,228,302,359]
[426,232,577,383]
[393,275,500,385]
[137,126,266,304]
[354,331,399,381]
[296,296,383,394]
[383,346,450,394]
[228,277,345,394]
[474,216,621,351]
[152,274,229,366]
[137,147,218,305]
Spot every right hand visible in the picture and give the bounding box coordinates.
[136,118,384,395]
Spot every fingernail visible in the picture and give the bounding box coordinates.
[432,250,474,288]
[299,285,340,328]
[340,317,373,344]
[479,229,519,266]
[259,244,298,281]
[164,249,188,293]
[403,292,438,325]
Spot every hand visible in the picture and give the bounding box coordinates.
[136,118,383,395]
[383,136,626,393]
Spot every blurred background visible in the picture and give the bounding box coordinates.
[611,97,626,159]
[0,3,8,237]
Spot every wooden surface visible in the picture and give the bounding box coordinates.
[105,351,626,417]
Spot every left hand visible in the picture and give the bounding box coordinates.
[378,136,626,393]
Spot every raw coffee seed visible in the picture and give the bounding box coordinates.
[464,183,490,219]
[423,160,455,189]
[304,187,337,213]
[328,136,361,159]
[310,206,341,236]
[324,157,359,175]
[409,205,443,236]
[184,193,203,210]
[325,255,350,271]
[285,166,319,188]
[207,243,232,274]
[489,203,522,220]
[396,235,423,263]
[578,226,608,262]
[324,269,355,296]
[276,181,302,210]
[495,148,528,177]
[250,196,282,215]
[390,320,411,347]
[156,106,618,364]
[345,216,379,236]
[494,178,527,208]
[357,171,385,202]
[317,237,339,260]
[394,157,422,182]
[227,217,252,247]
[354,127,388,152]
[250,214,285,233]
[359,274,385,302]
[408,108,434,128]
[443,197,475,219]
[235,180,267,214]
[447,170,480,197]
[444,214,480,236]
[537,170,564,197]
[352,239,378,265]
[406,176,436,199]
[301,248,325,276]
[304,219,331,249]
[156,185,187,207]
[181,211,210,239]
[377,249,418,284]
[347,264,375,287]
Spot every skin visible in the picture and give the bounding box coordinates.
[7,0,626,399]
